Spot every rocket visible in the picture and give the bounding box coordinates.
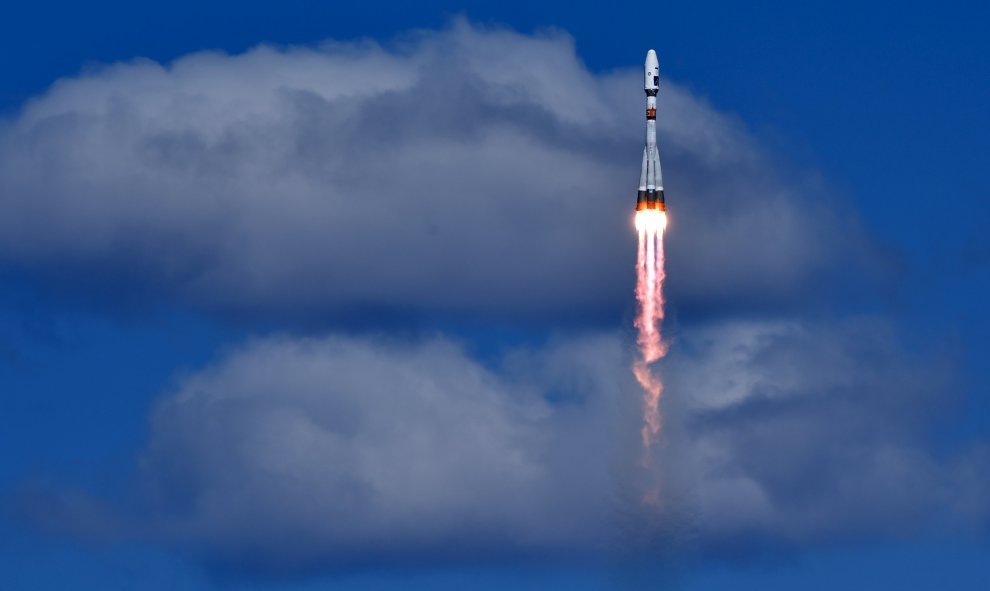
[636,49,666,212]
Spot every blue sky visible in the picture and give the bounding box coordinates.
[1,1,989,589]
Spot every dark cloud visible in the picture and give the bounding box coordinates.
[0,21,885,324]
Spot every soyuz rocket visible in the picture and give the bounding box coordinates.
[636,49,665,212]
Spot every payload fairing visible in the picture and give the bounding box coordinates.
[636,49,665,212]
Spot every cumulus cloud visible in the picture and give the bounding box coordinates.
[0,20,880,322]
[131,333,637,571]
[28,321,975,572]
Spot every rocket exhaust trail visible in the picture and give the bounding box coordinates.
[633,50,668,449]
[634,211,667,447]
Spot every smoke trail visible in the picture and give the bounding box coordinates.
[633,211,668,448]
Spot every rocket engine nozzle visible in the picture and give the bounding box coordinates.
[636,190,666,212]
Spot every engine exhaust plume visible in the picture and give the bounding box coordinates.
[633,210,668,448]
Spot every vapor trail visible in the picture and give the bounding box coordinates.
[633,211,668,447]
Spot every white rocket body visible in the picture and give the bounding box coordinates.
[637,49,665,212]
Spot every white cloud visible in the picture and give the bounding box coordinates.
[72,319,980,571]
[0,20,877,321]
[656,319,978,547]
[133,333,633,569]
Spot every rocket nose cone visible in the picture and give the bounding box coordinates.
[645,50,660,91]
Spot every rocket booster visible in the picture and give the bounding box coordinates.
[636,49,666,212]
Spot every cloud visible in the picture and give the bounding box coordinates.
[0,20,883,323]
[29,320,981,573]
[656,319,987,551]
[128,333,637,572]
